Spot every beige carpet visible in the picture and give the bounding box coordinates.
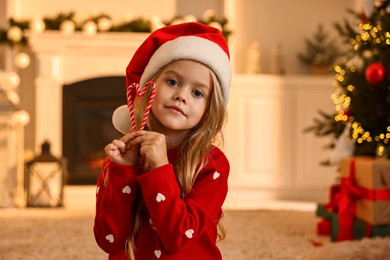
[1,188,390,259]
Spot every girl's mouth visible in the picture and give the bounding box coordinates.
[166,105,186,116]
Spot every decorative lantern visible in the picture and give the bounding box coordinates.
[25,141,67,207]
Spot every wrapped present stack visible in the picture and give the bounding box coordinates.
[316,157,390,242]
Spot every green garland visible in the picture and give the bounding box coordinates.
[0,11,232,47]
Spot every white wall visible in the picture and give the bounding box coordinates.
[231,0,356,74]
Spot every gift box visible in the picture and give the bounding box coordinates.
[330,212,390,241]
[315,203,333,219]
[315,204,332,236]
[317,219,331,236]
[340,157,390,225]
[340,156,372,178]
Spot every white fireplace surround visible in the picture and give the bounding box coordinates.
[29,31,149,157]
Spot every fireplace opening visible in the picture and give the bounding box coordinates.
[63,76,126,185]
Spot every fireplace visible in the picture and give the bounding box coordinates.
[63,76,126,184]
[28,31,149,185]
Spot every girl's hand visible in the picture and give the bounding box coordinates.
[104,134,139,166]
[129,130,169,170]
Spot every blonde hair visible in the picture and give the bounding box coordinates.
[127,62,227,259]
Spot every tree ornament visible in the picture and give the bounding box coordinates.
[151,17,165,31]
[329,122,355,165]
[7,26,23,42]
[245,41,262,74]
[60,20,76,35]
[183,15,197,23]
[0,71,20,90]
[208,21,223,31]
[82,21,97,36]
[29,17,45,34]
[170,18,185,26]
[365,62,387,84]
[97,17,112,32]
[343,109,351,119]
[14,52,31,69]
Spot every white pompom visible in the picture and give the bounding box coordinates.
[112,105,131,134]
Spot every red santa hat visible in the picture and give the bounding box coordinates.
[112,22,231,134]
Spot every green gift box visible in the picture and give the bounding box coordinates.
[330,213,390,242]
[315,203,333,219]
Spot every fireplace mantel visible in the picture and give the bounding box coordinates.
[29,31,149,157]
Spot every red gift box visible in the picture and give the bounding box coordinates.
[317,219,331,236]
[336,158,390,241]
[340,157,390,225]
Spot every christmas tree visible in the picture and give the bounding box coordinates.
[306,0,390,162]
[298,23,339,74]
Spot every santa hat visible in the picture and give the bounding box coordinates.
[112,22,231,134]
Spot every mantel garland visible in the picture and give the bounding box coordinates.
[0,11,232,48]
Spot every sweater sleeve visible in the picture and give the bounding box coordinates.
[136,147,229,253]
[93,157,142,254]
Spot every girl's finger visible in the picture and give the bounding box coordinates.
[130,132,156,145]
[120,132,137,143]
[105,143,117,153]
[112,139,126,152]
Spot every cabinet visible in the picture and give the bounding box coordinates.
[224,74,337,209]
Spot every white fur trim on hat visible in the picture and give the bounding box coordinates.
[139,35,231,103]
[112,105,131,134]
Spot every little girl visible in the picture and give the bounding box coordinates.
[93,22,231,260]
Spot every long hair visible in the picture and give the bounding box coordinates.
[126,62,227,259]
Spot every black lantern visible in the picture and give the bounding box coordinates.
[25,141,67,207]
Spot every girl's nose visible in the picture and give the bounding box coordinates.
[173,88,187,104]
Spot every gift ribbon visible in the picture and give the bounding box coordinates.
[324,184,341,212]
[336,159,390,241]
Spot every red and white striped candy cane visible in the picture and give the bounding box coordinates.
[126,81,157,132]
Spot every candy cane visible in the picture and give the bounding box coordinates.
[126,81,156,132]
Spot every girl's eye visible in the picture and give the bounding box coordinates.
[167,79,179,87]
[192,89,204,98]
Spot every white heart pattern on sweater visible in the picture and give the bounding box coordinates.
[122,185,131,194]
[154,250,161,258]
[156,193,166,202]
[213,171,220,180]
[185,229,194,238]
[106,234,114,243]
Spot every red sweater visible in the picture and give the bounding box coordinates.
[93,146,229,259]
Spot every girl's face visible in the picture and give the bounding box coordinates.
[151,60,212,135]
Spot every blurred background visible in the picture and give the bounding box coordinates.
[0,0,374,209]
